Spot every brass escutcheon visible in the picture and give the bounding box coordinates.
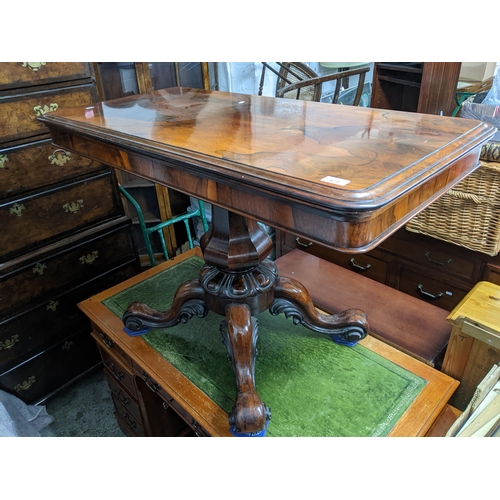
[63,199,84,213]
[14,376,36,392]
[34,103,58,116]
[62,340,74,351]
[0,154,8,168]
[0,335,20,351]
[33,262,47,275]
[47,300,59,311]
[9,203,25,217]
[79,251,98,265]
[22,62,46,72]
[48,149,71,166]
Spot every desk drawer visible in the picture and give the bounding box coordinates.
[0,83,98,145]
[0,329,100,405]
[0,220,136,319]
[0,62,93,91]
[114,408,146,437]
[0,260,139,370]
[0,169,123,261]
[107,374,142,423]
[0,139,103,200]
[101,350,136,396]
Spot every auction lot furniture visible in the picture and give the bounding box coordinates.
[39,87,494,433]
[79,248,458,437]
[442,281,500,411]
[0,62,140,404]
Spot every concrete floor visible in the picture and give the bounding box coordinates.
[40,367,125,437]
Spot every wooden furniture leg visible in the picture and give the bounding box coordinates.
[121,206,369,433]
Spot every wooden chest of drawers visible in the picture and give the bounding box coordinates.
[277,227,500,312]
[0,62,140,404]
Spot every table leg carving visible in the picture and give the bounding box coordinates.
[221,303,271,434]
[121,207,369,434]
[271,276,369,346]
[122,279,209,332]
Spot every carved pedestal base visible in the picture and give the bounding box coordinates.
[122,207,369,434]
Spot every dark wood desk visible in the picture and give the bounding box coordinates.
[39,88,495,433]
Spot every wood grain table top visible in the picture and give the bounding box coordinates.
[39,87,496,252]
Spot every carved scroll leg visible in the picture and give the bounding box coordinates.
[270,276,369,346]
[122,278,209,334]
[220,303,271,435]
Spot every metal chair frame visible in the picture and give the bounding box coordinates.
[119,185,209,267]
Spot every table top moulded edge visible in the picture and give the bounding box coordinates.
[78,248,459,437]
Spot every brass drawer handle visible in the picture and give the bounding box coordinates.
[48,149,71,166]
[424,252,452,266]
[0,154,8,168]
[34,103,58,116]
[22,62,46,72]
[417,284,444,300]
[295,237,312,248]
[79,251,99,265]
[0,335,20,350]
[108,363,124,381]
[63,199,84,213]
[123,413,137,429]
[349,258,371,271]
[113,388,130,406]
[14,376,36,392]
[9,203,25,217]
[98,331,114,349]
[142,372,159,392]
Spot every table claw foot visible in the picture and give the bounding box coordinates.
[221,303,271,434]
[271,276,369,346]
[122,279,209,333]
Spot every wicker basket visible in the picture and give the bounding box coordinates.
[406,156,500,256]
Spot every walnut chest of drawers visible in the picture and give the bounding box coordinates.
[0,62,141,404]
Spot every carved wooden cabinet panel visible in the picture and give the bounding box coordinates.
[0,62,140,404]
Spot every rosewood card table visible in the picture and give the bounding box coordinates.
[38,87,495,434]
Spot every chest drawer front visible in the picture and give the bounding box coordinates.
[0,140,103,200]
[0,329,100,405]
[0,222,136,319]
[283,232,390,284]
[383,236,482,284]
[396,266,469,311]
[0,169,123,261]
[0,63,93,91]
[0,260,138,369]
[0,83,98,144]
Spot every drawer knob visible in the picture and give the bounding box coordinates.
[424,252,452,266]
[417,284,444,300]
[349,258,371,272]
[295,237,312,248]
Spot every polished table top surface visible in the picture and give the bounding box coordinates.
[39,87,496,252]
